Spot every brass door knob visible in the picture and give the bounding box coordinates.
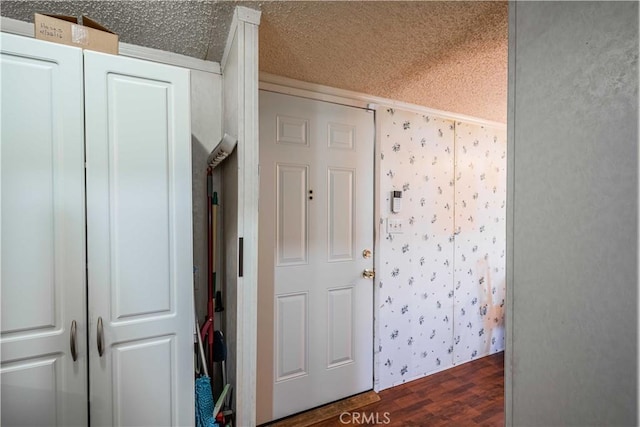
[362,249,372,259]
[362,269,375,279]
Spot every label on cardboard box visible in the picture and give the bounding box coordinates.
[71,24,89,45]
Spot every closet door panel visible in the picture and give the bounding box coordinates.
[85,51,193,427]
[0,34,87,427]
[453,122,507,364]
[106,74,172,320]
[377,110,455,388]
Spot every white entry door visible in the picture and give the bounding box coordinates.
[0,33,87,427]
[258,91,374,422]
[84,51,193,426]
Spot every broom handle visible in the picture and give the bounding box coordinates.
[211,193,218,283]
[206,170,214,333]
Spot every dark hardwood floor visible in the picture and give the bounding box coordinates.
[312,352,504,427]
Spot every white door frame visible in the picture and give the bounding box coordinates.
[256,90,376,424]
[220,7,262,427]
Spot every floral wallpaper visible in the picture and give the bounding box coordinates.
[453,121,507,364]
[375,108,506,390]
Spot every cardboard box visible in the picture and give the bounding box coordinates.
[34,13,118,55]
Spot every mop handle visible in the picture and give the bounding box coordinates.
[211,192,218,280]
[195,300,209,377]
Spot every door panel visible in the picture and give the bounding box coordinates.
[276,164,309,266]
[327,168,355,261]
[327,286,355,367]
[107,74,172,321]
[0,33,87,427]
[277,116,309,146]
[112,337,174,426]
[258,91,374,422]
[328,123,355,150]
[275,293,308,381]
[2,358,58,426]
[84,51,193,427]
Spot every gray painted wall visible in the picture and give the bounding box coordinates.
[190,69,224,395]
[507,2,638,425]
[191,69,223,321]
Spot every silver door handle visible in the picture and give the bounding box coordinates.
[97,317,104,357]
[70,320,78,361]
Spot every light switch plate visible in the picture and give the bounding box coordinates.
[387,218,405,234]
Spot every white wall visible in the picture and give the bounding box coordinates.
[507,2,638,425]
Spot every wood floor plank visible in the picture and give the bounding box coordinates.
[308,352,504,426]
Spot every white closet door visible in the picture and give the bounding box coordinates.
[0,34,87,426]
[84,51,193,427]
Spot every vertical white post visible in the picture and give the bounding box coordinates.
[221,6,261,426]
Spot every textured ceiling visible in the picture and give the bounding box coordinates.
[259,1,508,122]
[0,0,240,60]
[1,1,508,122]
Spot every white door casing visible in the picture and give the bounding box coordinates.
[0,33,88,427]
[84,51,194,426]
[257,91,374,422]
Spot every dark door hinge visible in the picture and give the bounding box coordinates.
[239,237,244,277]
